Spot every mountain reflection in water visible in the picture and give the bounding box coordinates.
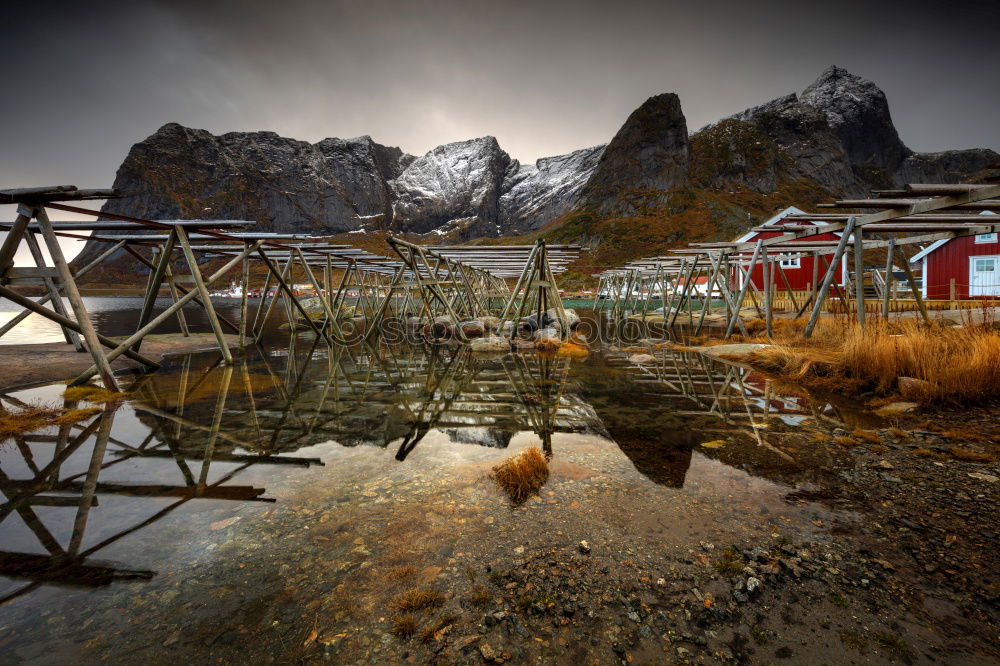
[0,334,870,605]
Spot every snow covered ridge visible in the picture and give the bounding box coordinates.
[388,137,605,238]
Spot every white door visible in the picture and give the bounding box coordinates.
[970,256,1000,296]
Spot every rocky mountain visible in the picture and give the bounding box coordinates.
[546,66,998,274]
[77,66,997,276]
[578,93,690,216]
[697,66,998,196]
[499,145,606,234]
[389,137,514,238]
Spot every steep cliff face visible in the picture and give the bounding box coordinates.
[895,149,999,186]
[315,135,414,228]
[99,123,413,233]
[578,93,690,215]
[388,137,515,237]
[696,94,855,194]
[799,65,910,172]
[386,138,604,239]
[700,66,998,196]
[498,145,605,233]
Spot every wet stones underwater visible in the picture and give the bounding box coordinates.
[0,312,998,665]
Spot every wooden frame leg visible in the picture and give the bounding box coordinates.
[175,226,232,364]
[33,207,120,391]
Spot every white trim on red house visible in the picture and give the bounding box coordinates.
[910,211,999,263]
[735,206,807,243]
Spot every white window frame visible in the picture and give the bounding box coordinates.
[779,256,800,269]
[974,232,998,244]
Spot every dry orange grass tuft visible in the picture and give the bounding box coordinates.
[556,342,589,358]
[384,565,417,582]
[491,446,550,504]
[534,338,560,353]
[941,428,992,444]
[947,447,995,463]
[391,615,418,638]
[851,430,881,444]
[0,407,62,438]
[393,588,445,612]
[63,384,128,404]
[913,448,948,461]
[749,320,1000,406]
[53,407,103,426]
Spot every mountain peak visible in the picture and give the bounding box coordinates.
[800,65,909,170]
[578,92,690,215]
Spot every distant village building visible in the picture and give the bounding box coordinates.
[734,206,846,291]
[909,212,1000,299]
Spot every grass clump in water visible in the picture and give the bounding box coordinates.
[0,406,62,438]
[53,407,103,425]
[393,588,445,612]
[390,615,418,638]
[490,446,549,504]
[63,384,128,404]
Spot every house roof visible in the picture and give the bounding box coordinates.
[735,205,816,243]
[910,211,998,263]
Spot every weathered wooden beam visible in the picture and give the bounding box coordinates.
[175,226,232,364]
[882,238,896,319]
[34,208,121,390]
[804,217,855,338]
[68,242,260,385]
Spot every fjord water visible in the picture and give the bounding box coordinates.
[0,310,870,662]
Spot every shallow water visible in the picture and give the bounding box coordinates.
[0,296,249,345]
[0,310,875,662]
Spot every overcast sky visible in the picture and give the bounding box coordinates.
[2,0,998,193]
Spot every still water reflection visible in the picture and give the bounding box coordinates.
[0,329,869,661]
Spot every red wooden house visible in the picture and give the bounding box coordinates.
[734,206,846,291]
[910,212,1000,299]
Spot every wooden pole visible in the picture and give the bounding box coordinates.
[894,244,931,325]
[804,217,855,338]
[22,232,83,350]
[695,253,725,334]
[0,284,160,370]
[774,259,799,311]
[0,240,125,339]
[670,257,700,329]
[763,249,773,337]
[162,262,190,337]
[33,207,121,390]
[853,225,866,326]
[122,245,238,334]
[68,242,261,385]
[725,240,762,339]
[255,249,329,343]
[252,258,283,339]
[174,227,232,364]
[882,238,895,319]
[239,246,250,348]
[133,232,177,352]
[0,212,31,281]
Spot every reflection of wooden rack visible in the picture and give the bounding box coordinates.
[132,335,589,463]
[605,346,859,465]
[0,376,324,604]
